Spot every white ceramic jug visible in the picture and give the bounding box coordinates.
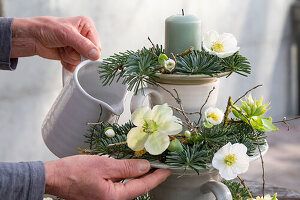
[42,60,127,158]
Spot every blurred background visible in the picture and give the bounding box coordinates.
[0,0,299,193]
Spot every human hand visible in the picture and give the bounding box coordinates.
[11,16,101,72]
[44,155,171,200]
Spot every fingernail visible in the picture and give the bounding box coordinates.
[138,160,149,172]
[88,48,99,60]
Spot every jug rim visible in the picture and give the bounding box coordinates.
[73,59,127,116]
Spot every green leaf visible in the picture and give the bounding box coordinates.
[257,116,279,132]
[249,117,265,131]
[158,53,168,66]
[271,193,278,200]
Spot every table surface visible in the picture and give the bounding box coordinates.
[247,180,300,200]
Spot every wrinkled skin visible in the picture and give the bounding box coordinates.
[45,155,171,200]
[11,16,101,71]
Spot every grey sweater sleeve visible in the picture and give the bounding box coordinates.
[0,17,18,70]
[0,161,45,200]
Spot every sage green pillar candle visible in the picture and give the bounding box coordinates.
[165,14,202,57]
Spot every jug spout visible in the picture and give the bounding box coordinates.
[75,60,128,116]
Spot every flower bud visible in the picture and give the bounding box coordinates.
[168,138,183,152]
[104,127,115,138]
[184,130,191,138]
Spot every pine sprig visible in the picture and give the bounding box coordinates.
[98,44,252,94]
[175,50,222,75]
[98,50,135,86]
[222,180,252,200]
[122,48,160,94]
[175,50,251,76]
[85,122,135,158]
[165,144,209,174]
[220,52,252,77]
[133,193,151,200]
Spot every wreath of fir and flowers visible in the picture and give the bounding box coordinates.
[76,30,296,200]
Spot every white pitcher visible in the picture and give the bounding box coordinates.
[42,60,127,158]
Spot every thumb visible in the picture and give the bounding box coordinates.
[106,159,151,179]
[65,32,100,60]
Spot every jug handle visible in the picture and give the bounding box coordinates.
[200,180,232,200]
[130,88,163,113]
[62,56,87,87]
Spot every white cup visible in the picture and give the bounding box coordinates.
[42,60,127,158]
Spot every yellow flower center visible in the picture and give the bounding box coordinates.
[143,120,158,134]
[211,41,225,53]
[224,154,237,166]
[207,112,220,122]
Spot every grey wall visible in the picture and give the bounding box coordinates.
[0,0,297,162]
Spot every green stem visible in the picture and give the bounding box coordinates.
[237,176,253,199]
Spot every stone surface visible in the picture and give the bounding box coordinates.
[247,180,300,199]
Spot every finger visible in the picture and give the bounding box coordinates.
[64,31,100,60]
[58,48,81,66]
[104,159,150,179]
[79,17,101,51]
[115,169,171,200]
[64,46,81,61]
[61,60,77,72]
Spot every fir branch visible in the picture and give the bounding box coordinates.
[122,48,160,94]
[165,144,208,174]
[98,50,135,86]
[220,52,252,77]
[175,50,222,75]
[134,193,151,200]
[85,122,135,158]
[222,180,252,200]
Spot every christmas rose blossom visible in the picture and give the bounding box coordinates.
[127,104,182,155]
[203,30,240,58]
[204,107,224,128]
[164,58,176,72]
[212,142,249,180]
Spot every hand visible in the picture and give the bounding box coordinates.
[44,155,171,200]
[11,16,101,72]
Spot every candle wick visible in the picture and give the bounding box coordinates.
[182,9,184,16]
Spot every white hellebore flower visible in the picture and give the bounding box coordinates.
[204,107,224,125]
[203,30,240,58]
[127,103,182,155]
[212,142,249,180]
[104,127,115,138]
[164,59,176,72]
